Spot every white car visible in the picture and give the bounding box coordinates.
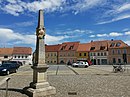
[72,61,89,68]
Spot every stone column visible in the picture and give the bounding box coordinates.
[23,10,56,97]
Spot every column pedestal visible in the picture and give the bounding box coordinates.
[23,65,56,97]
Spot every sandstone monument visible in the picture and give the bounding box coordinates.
[23,9,56,97]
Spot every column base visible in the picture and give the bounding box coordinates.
[23,85,56,97]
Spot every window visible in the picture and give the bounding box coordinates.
[15,56,17,58]
[104,52,107,56]
[61,45,66,50]
[79,53,82,56]
[113,58,116,64]
[117,49,121,54]
[25,56,28,58]
[97,53,100,56]
[90,47,95,50]
[110,43,115,47]
[116,42,121,47]
[84,53,86,56]
[4,55,8,58]
[18,56,20,58]
[123,49,127,54]
[118,59,121,63]
[112,50,115,54]
[100,46,105,50]
[22,56,24,58]
[69,46,74,50]
[93,53,95,56]
[101,52,103,56]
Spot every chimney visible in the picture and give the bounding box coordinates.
[91,40,93,42]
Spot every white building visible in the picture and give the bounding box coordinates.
[0,48,13,64]
[0,47,32,65]
[12,47,32,65]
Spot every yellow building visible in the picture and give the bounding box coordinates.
[45,44,61,64]
[76,43,91,61]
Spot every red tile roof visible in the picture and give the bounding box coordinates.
[89,40,128,52]
[59,42,80,51]
[77,43,91,52]
[45,44,61,52]
[108,40,128,48]
[13,47,32,54]
[90,40,108,51]
[0,48,13,55]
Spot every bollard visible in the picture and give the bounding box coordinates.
[5,78,11,97]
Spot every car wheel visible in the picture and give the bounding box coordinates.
[85,65,88,68]
[6,71,10,75]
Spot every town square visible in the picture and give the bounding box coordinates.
[0,0,130,97]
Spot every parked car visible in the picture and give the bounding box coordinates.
[2,61,21,68]
[0,63,18,75]
[72,61,89,68]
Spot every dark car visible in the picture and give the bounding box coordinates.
[2,61,21,68]
[0,63,18,75]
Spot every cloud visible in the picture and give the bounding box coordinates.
[0,0,65,16]
[0,28,68,46]
[96,2,130,24]
[124,40,130,46]
[125,31,130,35]
[89,32,124,38]
[117,3,130,13]
[65,0,106,14]
[45,34,68,45]
[109,32,123,37]
[123,28,129,31]
[0,28,35,45]
[97,34,108,37]
[97,14,130,24]
[0,0,107,16]
[14,21,34,27]
[89,35,95,38]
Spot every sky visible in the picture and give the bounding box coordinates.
[0,0,130,51]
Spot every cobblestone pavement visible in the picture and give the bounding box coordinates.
[0,65,130,97]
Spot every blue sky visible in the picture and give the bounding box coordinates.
[0,0,130,50]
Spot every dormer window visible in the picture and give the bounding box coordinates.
[69,45,74,50]
[110,43,115,47]
[116,42,121,47]
[100,46,105,50]
[61,45,66,50]
[90,47,95,50]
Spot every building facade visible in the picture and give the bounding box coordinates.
[12,47,32,65]
[89,40,109,65]
[0,47,32,65]
[108,47,130,64]
[76,43,91,61]
[58,42,79,64]
[45,44,61,64]
[0,48,13,63]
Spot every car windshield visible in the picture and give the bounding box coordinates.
[76,61,80,64]
[0,64,10,67]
